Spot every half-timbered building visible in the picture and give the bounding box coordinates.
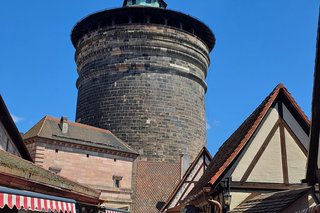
[161,147,212,212]
[166,83,315,212]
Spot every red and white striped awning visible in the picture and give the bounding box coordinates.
[106,210,121,213]
[0,192,76,213]
[105,208,129,213]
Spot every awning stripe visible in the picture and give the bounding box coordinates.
[0,192,76,213]
[106,209,130,213]
[0,193,3,208]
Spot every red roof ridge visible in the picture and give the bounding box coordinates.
[184,83,311,205]
[209,83,282,184]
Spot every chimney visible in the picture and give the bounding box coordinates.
[60,116,68,134]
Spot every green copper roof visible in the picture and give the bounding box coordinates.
[123,0,167,8]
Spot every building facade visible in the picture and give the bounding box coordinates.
[0,96,101,213]
[164,84,315,212]
[23,116,138,211]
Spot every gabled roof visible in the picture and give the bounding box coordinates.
[0,149,100,204]
[230,187,312,213]
[0,95,32,161]
[306,13,320,186]
[185,84,310,202]
[161,147,212,212]
[23,115,138,155]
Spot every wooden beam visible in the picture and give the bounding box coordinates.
[240,120,280,182]
[307,12,320,186]
[282,119,308,156]
[231,181,304,191]
[177,162,205,204]
[279,118,289,184]
[239,192,260,205]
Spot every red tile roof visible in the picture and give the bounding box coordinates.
[134,161,180,213]
[184,84,310,203]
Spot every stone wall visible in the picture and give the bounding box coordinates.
[75,24,210,162]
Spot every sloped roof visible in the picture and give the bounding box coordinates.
[0,95,32,161]
[134,161,180,213]
[306,13,320,186]
[23,116,138,155]
[230,187,312,213]
[161,147,212,212]
[0,149,100,204]
[185,84,310,202]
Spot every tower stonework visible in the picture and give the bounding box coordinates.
[72,2,215,162]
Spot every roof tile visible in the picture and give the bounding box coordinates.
[134,161,180,213]
[23,116,138,155]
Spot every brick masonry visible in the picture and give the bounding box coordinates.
[25,138,134,210]
[74,23,211,162]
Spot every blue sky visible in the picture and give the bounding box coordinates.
[0,0,319,155]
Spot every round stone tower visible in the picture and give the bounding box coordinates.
[71,0,215,162]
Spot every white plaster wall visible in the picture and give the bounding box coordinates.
[285,129,307,184]
[247,128,283,183]
[169,158,206,208]
[283,104,309,150]
[231,105,279,181]
[230,191,251,210]
[188,160,203,181]
[170,183,187,208]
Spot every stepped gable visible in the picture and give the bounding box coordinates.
[23,115,138,155]
[185,83,310,202]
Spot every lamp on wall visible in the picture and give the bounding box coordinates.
[222,177,232,212]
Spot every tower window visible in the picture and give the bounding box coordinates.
[113,176,123,188]
[115,179,120,188]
